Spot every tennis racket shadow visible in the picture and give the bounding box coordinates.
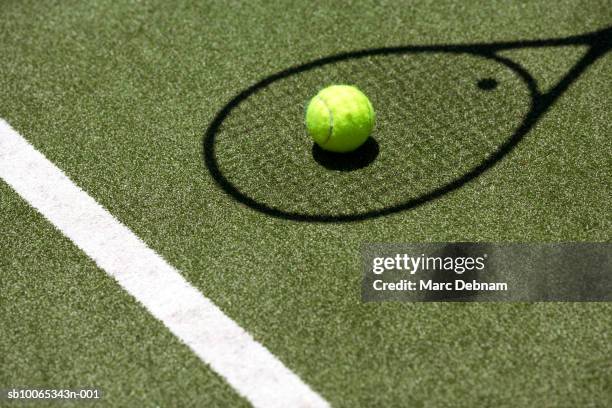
[203,26,611,222]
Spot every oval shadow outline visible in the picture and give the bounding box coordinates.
[203,46,539,222]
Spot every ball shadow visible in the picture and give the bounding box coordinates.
[312,137,379,171]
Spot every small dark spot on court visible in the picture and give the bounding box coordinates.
[477,78,498,90]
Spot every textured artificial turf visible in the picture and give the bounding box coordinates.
[0,182,249,407]
[1,1,611,407]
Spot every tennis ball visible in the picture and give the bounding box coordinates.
[305,85,375,153]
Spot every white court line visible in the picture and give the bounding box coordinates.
[0,119,329,408]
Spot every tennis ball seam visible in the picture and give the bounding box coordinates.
[314,95,333,145]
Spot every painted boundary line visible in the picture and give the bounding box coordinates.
[0,119,329,408]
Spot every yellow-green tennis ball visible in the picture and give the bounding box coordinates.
[305,85,375,153]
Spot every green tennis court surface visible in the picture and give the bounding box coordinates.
[1,1,611,406]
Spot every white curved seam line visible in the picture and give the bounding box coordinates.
[315,95,333,145]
